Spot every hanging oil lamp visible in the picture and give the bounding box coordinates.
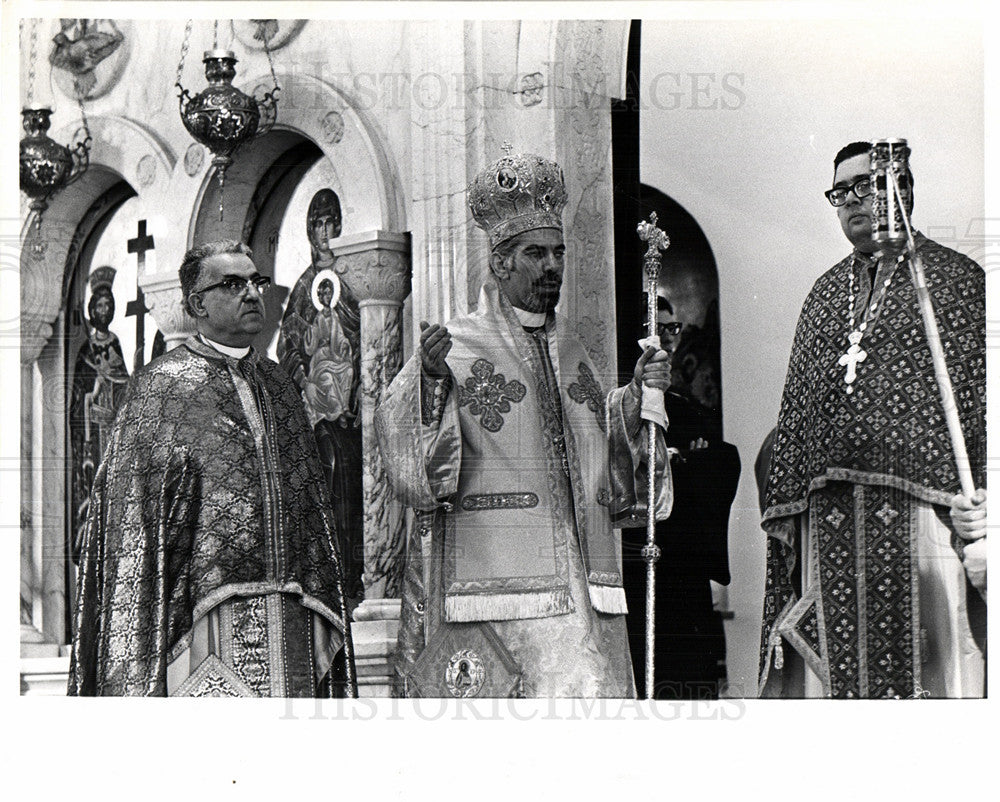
[175,21,280,222]
[19,20,92,237]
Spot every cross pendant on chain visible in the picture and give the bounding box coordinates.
[838,331,867,393]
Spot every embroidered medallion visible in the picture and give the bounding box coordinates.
[496,166,519,191]
[457,358,526,432]
[567,362,606,431]
[461,492,539,511]
[825,507,846,528]
[874,501,898,526]
[445,649,486,697]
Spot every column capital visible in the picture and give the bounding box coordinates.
[332,231,412,304]
[21,314,54,365]
[141,271,197,350]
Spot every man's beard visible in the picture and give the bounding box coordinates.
[532,277,562,312]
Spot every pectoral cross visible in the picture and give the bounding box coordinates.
[126,219,155,371]
[838,331,867,394]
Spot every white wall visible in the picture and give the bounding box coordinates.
[640,15,984,696]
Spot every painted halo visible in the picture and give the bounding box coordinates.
[310,268,341,313]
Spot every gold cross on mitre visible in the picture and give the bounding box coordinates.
[500,140,514,156]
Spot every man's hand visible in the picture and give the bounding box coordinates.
[962,539,986,595]
[420,321,453,378]
[950,488,987,541]
[631,346,671,394]
[951,489,987,596]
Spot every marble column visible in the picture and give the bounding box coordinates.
[21,303,70,693]
[553,20,627,388]
[20,362,39,638]
[20,236,55,650]
[20,258,62,655]
[332,230,410,696]
[331,231,412,599]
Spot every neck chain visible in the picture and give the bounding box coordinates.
[839,251,905,395]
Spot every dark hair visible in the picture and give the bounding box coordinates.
[656,294,674,315]
[833,140,915,190]
[491,236,518,262]
[87,287,114,320]
[179,240,253,316]
[308,188,342,227]
[833,141,872,171]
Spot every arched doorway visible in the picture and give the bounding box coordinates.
[640,183,723,428]
[61,178,139,637]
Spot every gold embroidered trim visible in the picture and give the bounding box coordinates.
[460,492,539,511]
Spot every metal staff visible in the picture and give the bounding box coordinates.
[870,139,975,497]
[887,174,975,496]
[636,212,670,698]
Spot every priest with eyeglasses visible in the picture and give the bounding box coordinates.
[759,142,986,699]
[69,240,356,697]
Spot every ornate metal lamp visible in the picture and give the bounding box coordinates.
[175,21,280,221]
[19,20,92,235]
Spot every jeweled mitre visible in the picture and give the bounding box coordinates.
[468,151,568,249]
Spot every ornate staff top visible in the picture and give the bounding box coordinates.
[637,212,670,278]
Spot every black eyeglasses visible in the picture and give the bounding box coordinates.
[192,275,271,297]
[657,321,683,338]
[825,177,873,207]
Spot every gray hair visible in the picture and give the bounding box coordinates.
[179,240,253,316]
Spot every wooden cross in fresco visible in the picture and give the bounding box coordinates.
[126,219,154,371]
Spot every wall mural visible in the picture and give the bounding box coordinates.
[49,19,130,100]
[277,189,365,602]
[232,19,307,52]
[68,266,129,564]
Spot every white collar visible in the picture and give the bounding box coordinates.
[199,333,251,359]
[512,306,547,328]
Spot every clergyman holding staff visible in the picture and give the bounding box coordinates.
[375,146,672,698]
[759,140,986,699]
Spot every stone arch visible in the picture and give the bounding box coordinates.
[156,69,410,350]
[21,114,175,363]
[270,69,407,233]
[187,68,407,248]
[641,183,725,418]
[19,114,174,647]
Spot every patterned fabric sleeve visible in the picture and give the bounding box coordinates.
[761,275,828,525]
[374,355,461,510]
[420,370,452,427]
[69,374,201,696]
[605,384,672,527]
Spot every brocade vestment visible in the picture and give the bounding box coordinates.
[69,337,353,697]
[376,279,671,697]
[759,234,985,698]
